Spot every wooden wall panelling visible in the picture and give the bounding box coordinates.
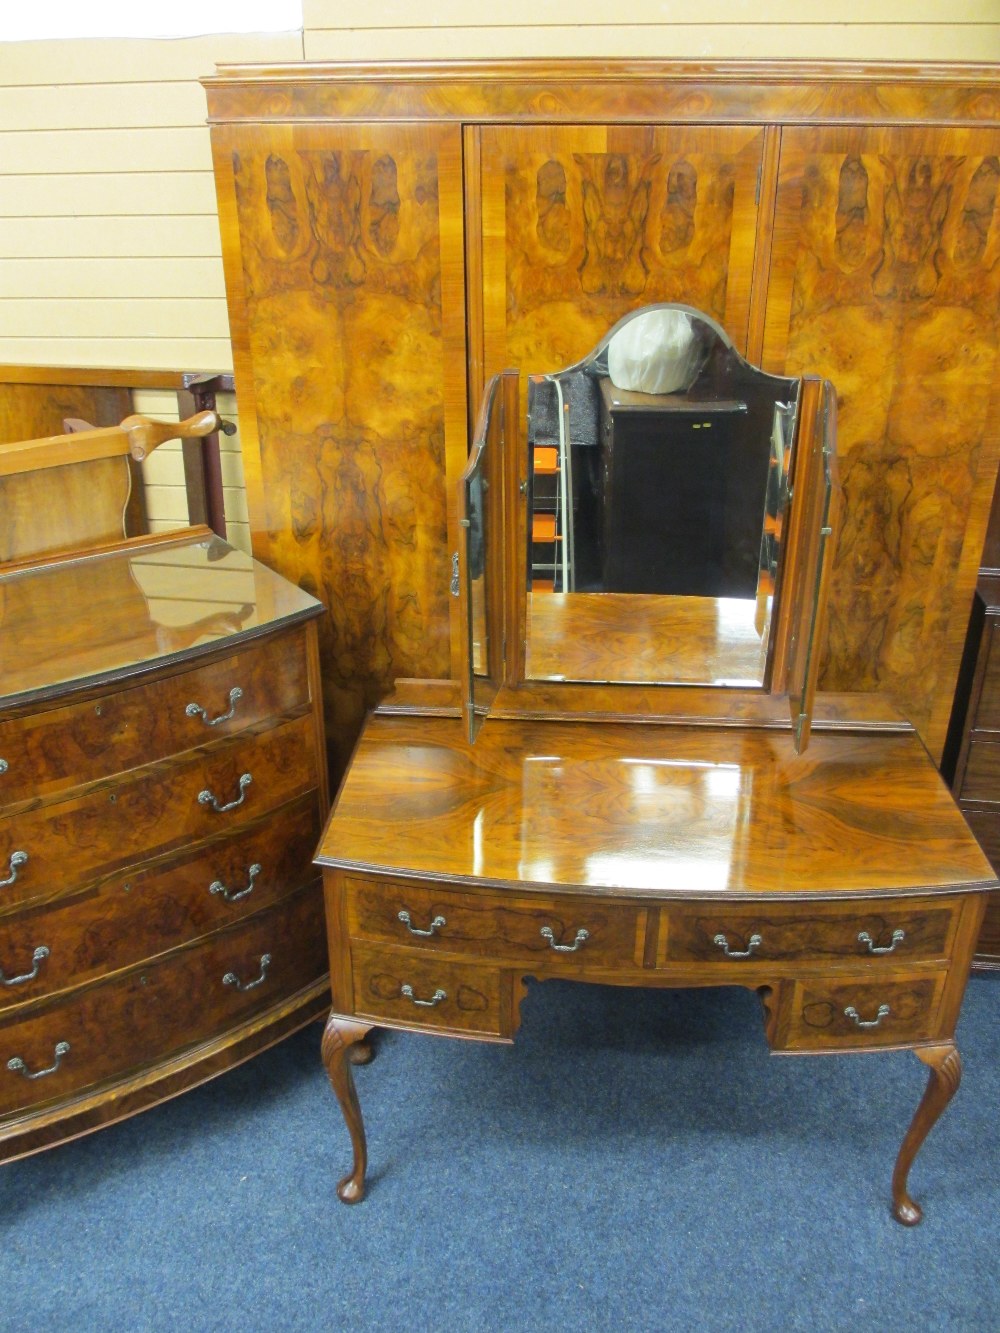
[761,126,1000,758]
[209,121,469,781]
[479,124,768,389]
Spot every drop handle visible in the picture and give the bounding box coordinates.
[400,984,447,1008]
[0,851,27,888]
[844,1004,891,1029]
[398,910,446,938]
[210,864,261,903]
[0,945,49,987]
[186,686,243,726]
[198,773,252,814]
[8,1041,70,1081]
[223,953,271,992]
[858,929,905,956]
[713,932,762,959]
[540,926,589,953]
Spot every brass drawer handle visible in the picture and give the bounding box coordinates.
[8,1041,69,1081]
[0,759,7,775]
[223,952,271,992]
[210,863,261,903]
[713,932,762,959]
[0,851,28,888]
[540,926,590,953]
[0,945,49,987]
[858,929,905,956]
[844,1003,891,1029]
[398,910,446,938]
[198,773,252,813]
[186,686,243,726]
[400,984,447,1008]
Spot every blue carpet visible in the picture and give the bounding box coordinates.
[1,975,997,1332]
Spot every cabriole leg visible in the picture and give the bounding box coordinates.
[891,1043,962,1226]
[321,1013,374,1204]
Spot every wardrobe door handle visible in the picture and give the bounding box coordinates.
[540,926,589,953]
[7,1041,70,1081]
[0,851,28,888]
[223,953,271,992]
[0,945,49,987]
[198,773,252,813]
[844,1004,891,1029]
[186,686,243,726]
[713,932,762,959]
[210,864,261,903]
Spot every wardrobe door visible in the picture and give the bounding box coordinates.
[762,128,1000,759]
[475,125,769,395]
[211,124,468,779]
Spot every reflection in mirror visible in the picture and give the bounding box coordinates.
[524,304,799,687]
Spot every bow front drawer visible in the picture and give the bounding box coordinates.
[345,876,642,968]
[0,629,312,807]
[350,943,503,1035]
[662,900,960,969]
[769,971,948,1051]
[0,714,319,912]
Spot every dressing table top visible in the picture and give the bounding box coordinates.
[317,712,995,901]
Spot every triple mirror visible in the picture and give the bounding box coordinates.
[459,304,838,749]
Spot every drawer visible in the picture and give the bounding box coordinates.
[0,714,318,912]
[0,795,321,1010]
[773,972,948,1051]
[345,876,642,968]
[959,739,1000,803]
[350,943,503,1036]
[0,628,311,806]
[662,900,959,968]
[960,803,1000,873]
[0,881,328,1119]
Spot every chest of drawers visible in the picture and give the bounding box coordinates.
[316,711,995,1223]
[0,527,330,1160]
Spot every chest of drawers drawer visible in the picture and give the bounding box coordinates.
[0,713,319,912]
[0,881,328,1120]
[0,795,321,1010]
[0,629,312,808]
[345,876,643,969]
[769,971,949,1051]
[661,899,961,970]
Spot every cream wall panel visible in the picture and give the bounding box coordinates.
[0,173,219,218]
[0,259,225,300]
[304,24,1000,61]
[143,483,191,523]
[2,128,212,175]
[0,217,223,259]
[2,299,230,340]
[1,33,303,85]
[0,83,205,131]
[0,338,233,368]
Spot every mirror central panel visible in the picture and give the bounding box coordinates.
[523,305,798,687]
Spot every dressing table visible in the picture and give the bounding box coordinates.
[316,308,996,1224]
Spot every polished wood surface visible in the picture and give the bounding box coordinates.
[762,126,1000,757]
[204,60,1000,128]
[205,60,1000,767]
[210,120,469,780]
[0,531,330,1162]
[316,709,994,1216]
[526,592,769,685]
[0,528,321,706]
[318,714,993,898]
